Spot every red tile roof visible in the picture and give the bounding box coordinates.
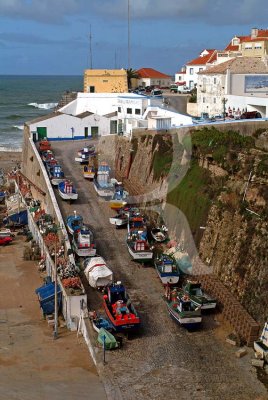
[187,50,216,66]
[256,29,268,38]
[137,68,171,79]
[225,43,239,51]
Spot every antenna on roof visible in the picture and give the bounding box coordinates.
[89,25,93,69]
[128,0,130,68]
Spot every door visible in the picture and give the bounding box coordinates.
[37,127,47,140]
[84,127,88,138]
[110,120,117,134]
[91,126,99,138]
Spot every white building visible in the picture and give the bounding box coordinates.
[197,57,268,117]
[176,49,217,90]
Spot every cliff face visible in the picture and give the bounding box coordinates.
[105,126,268,325]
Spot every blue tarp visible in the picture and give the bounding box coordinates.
[35,282,61,315]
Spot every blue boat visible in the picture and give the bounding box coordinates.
[58,180,78,201]
[47,164,65,186]
[3,209,28,226]
[154,253,180,285]
[66,212,83,235]
[0,191,6,203]
[92,315,115,333]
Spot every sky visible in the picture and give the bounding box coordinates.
[0,0,268,76]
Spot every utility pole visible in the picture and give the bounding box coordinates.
[89,25,93,69]
[128,0,130,68]
[53,240,58,340]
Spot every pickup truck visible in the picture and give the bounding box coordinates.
[177,86,191,94]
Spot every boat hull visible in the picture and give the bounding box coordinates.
[51,178,65,186]
[109,217,128,226]
[155,269,180,285]
[59,190,78,201]
[110,200,127,210]
[126,244,153,262]
[103,302,140,333]
[93,182,114,198]
[73,245,96,257]
[167,303,202,329]
[83,172,95,179]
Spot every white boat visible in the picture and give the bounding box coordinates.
[93,171,115,198]
[151,226,168,242]
[109,213,128,227]
[72,228,96,257]
[126,223,153,262]
[109,186,128,210]
[83,256,113,289]
[58,180,78,201]
[0,228,15,238]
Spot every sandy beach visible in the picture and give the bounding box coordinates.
[0,150,22,174]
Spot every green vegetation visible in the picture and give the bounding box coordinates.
[167,162,212,236]
[151,134,173,180]
[257,154,268,176]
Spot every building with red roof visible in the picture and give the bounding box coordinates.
[136,68,172,88]
[225,28,268,58]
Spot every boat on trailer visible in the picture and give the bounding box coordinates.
[103,282,140,333]
[165,287,202,330]
[58,180,78,201]
[154,253,180,285]
[126,218,153,262]
[72,227,96,257]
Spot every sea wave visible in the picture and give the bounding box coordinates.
[6,114,23,120]
[0,146,22,152]
[13,125,24,130]
[28,102,58,110]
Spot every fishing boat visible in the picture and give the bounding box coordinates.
[109,186,128,210]
[3,193,28,226]
[83,164,96,180]
[77,145,95,158]
[39,139,51,152]
[126,221,153,262]
[103,282,140,333]
[180,281,217,311]
[93,163,116,198]
[154,253,180,285]
[151,225,168,243]
[72,227,96,257]
[0,191,6,203]
[254,321,268,361]
[41,150,55,164]
[92,314,115,333]
[47,164,65,186]
[66,212,83,235]
[109,211,129,227]
[83,256,113,289]
[58,180,78,201]
[165,287,202,330]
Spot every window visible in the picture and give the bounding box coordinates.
[189,80,194,89]
[126,108,132,114]
[118,107,121,112]
[199,68,203,72]
[135,109,141,115]
[203,97,206,103]
[214,98,216,104]
[214,77,217,84]
[254,43,262,49]
[245,44,252,49]
[89,86,95,93]
[103,79,108,82]
[190,68,194,75]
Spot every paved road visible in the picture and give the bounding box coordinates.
[0,235,107,400]
[52,140,267,400]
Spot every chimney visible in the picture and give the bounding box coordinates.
[251,28,258,39]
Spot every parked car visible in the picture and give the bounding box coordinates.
[170,84,178,93]
[151,89,163,97]
[240,111,262,119]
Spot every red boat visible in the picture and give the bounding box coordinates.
[0,236,13,245]
[103,283,140,333]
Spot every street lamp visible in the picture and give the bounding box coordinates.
[222,97,227,121]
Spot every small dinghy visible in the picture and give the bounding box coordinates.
[58,180,78,201]
[66,212,83,235]
[151,225,168,242]
[92,314,115,333]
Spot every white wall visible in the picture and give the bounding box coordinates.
[197,74,226,116]
[185,65,205,89]
[137,77,172,88]
[29,113,114,139]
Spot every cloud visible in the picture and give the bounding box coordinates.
[0,0,267,26]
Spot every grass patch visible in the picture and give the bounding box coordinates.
[167,162,212,237]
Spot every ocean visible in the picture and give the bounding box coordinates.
[0,75,83,150]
